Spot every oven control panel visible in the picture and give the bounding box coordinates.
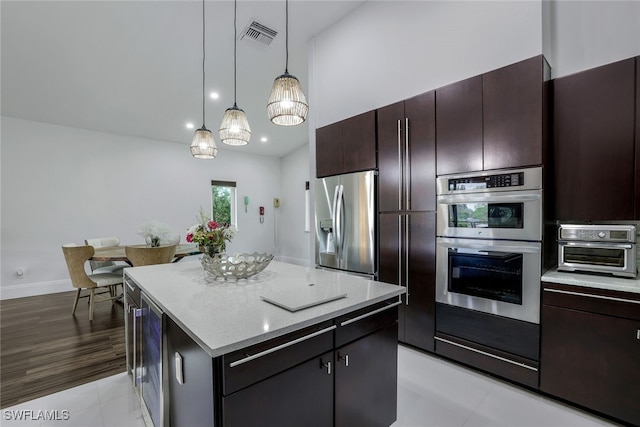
[447,172,524,191]
[558,224,636,243]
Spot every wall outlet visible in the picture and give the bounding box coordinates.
[273,198,280,208]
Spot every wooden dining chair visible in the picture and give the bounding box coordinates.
[61,244,123,321]
[125,244,178,267]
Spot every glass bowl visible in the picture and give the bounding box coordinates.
[201,252,274,280]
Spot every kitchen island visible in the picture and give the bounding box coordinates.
[124,260,405,427]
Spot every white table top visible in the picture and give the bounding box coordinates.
[124,260,405,357]
[541,268,640,295]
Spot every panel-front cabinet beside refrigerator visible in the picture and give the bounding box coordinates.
[315,170,376,277]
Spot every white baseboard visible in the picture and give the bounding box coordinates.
[0,279,71,300]
[274,255,312,268]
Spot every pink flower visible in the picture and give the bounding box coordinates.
[186,233,193,243]
[207,220,218,230]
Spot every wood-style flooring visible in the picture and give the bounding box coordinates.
[0,291,126,408]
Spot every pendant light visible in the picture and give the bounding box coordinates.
[266,0,309,126]
[190,0,217,159]
[219,0,251,145]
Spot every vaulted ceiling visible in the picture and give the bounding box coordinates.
[1,1,365,157]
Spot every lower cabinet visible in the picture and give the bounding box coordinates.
[379,211,436,352]
[335,323,398,427]
[540,282,640,426]
[223,351,334,427]
[165,300,399,427]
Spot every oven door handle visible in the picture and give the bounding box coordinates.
[437,193,541,205]
[559,241,633,250]
[437,238,541,254]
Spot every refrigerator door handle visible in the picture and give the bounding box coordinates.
[397,119,402,210]
[334,184,345,263]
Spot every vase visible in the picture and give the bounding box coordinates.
[200,245,223,257]
[146,236,160,247]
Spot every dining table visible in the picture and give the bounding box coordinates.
[91,243,201,265]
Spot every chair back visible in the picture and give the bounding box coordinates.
[125,244,177,267]
[62,245,98,289]
[85,237,120,271]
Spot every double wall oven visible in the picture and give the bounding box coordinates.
[434,167,543,387]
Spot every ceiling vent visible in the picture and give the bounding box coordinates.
[240,20,278,47]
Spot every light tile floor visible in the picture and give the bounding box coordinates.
[1,345,621,427]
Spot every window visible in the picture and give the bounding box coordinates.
[211,180,237,226]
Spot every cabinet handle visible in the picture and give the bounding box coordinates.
[405,117,410,210]
[174,352,184,385]
[636,329,640,340]
[405,213,409,305]
[126,281,135,292]
[322,360,332,375]
[544,288,640,305]
[397,119,402,210]
[435,337,538,372]
[338,353,349,367]
[229,325,337,368]
[340,300,402,326]
[397,216,402,287]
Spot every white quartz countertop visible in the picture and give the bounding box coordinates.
[124,261,405,358]
[541,268,640,294]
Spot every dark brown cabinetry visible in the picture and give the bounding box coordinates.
[165,303,399,427]
[483,56,546,171]
[316,111,376,178]
[378,91,436,212]
[435,75,483,175]
[435,56,547,175]
[166,317,215,427]
[379,211,435,352]
[552,57,636,221]
[540,282,640,426]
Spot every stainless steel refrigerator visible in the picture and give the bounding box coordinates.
[315,170,376,278]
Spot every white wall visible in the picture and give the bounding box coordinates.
[546,1,640,78]
[0,116,284,299]
[277,144,311,266]
[310,0,544,128]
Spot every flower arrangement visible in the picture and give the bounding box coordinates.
[186,209,236,256]
[137,220,178,247]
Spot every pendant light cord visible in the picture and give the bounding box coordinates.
[233,0,237,107]
[201,0,206,126]
[285,0,289,73]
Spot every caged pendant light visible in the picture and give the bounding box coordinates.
[266,0,308,126]
[220,0,251,146]
[190,0,218,159]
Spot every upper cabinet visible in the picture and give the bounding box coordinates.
[436,55,548,175]
[378,91,436,212]
[435,75,483,175]
[552,57,636,221]
[635,56,640,219]
[315,110,376,178]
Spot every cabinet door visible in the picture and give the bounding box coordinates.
[335,324,398,427]
[635,56,640,219]
[553,58,635,221]
[166,317,214,427]
[316,122,343,178]
[483,55,544,170]
[405,91,436,211]
[540,306,640,426]
[436,75,483,175]
[378,101,406,212]
[379,214,403,338]
[223,352,334,427]
[342,110,376,174]
[403,211,436,352]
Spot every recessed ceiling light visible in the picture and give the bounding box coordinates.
[186,122,195,129]
[260,137,268,143]
[210,92,219,99]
